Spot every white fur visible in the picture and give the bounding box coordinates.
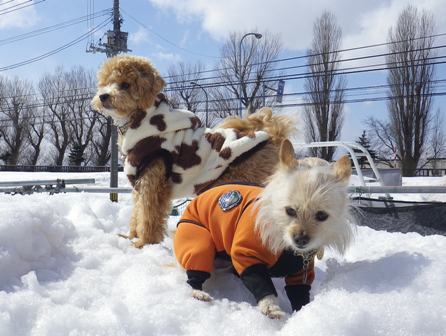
[192,289,213,302]
[258,295,285,319]
[93,84,128,123]
[255,159,354,256]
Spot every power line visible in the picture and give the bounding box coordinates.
[0,0,32,13]
[0,17,112,72]
[1,90,445,127]
[168,44,446,85]
[0,0,19,7]
[164,57,446,91]
[0,54,445,101]
[161,32,446,80]
[0,40,445,97]
[0,0,45,16]
[0,9,111,47]
[1,80,446,124]
[121,8,220,59]
[165,44,446,85]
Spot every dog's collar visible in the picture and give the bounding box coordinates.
[293,249,319,284]
[293,249,318,260]
[116,119,132,136]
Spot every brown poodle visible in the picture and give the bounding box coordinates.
[91,55,294,248]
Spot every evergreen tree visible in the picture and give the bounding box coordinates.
[68,143,85,166]
[354,130,377,168]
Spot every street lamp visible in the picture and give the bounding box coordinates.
[238,32,262,117]
[190,81,209,128]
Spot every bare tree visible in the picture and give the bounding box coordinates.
[207,86,236,126]
[424,108,445,169]
[386,5,436,176]
[216,31,282,116]
[90,115,112,166]
[39,66,73,166]
[166,62,204,111]
[25,104,45,165]
[366,117,399,168]
[64,66,97,166]
[0,77,34,165]
[303,12,346,161]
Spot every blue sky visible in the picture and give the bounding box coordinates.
[0,0,445,142]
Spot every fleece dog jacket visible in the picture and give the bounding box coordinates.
[174,183,316,311]
[121,101,269,199]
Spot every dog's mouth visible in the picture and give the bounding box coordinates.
[100,100,114,110]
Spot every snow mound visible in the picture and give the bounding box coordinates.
[0,173,445,336]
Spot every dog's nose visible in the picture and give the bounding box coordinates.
[99,93,110,102]
[294,234,310,248]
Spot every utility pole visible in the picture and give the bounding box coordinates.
[87,0,130,202]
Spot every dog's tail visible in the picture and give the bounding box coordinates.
[218,107,295,145]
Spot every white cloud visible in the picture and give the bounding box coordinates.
[148,0,446,51]
[0,0,40,29]
[129,27,150,46]
[152,51,181,62]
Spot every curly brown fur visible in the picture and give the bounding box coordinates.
[132,159,172,247]
[91,55,165,120]
[91,55,295,247]
[209,142,280,187]
[218,107,294,145]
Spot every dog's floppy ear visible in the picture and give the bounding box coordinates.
[152,73,165,95]
[333,155,352,182]
[135,70,165,108]
[279,139,297,169]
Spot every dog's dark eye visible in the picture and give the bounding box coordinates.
[315,211,329,222]
[120,82,130,90]
[285,206,297,217]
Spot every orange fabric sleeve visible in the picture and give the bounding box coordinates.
[174,223,216,273]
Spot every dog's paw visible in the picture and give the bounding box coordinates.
[258,295,285,319]
[317,247,324,260]
[128,230,137,240]
[132,239,146,248]
[192,290,213,302]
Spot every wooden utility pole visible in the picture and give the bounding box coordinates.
[87,0,130,202]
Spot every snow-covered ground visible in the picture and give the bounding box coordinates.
[0,172,445,336]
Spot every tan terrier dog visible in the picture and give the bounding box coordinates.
[174,140,353,318]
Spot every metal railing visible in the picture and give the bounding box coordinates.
[415,168,446,177]
[0,165,124,173]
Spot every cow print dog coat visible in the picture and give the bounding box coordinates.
[121,100,270,199]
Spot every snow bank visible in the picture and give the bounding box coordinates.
[0,173,445,336]
[0,198,77,290]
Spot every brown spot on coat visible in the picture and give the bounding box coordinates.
[190,116,202,129]
[233,129,243,139]
[172,140,201,169]
[155,93,169,107]
[219,148,232,159]
[129,109,147,129]
[171,172,183,184]
[127,136,166,167]
[150,114,167,131]
[205,132,225,151]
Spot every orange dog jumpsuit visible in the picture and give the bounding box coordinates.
[174,183,316,311]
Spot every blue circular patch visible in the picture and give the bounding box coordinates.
[218,190,243,212]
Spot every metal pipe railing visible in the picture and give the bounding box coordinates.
[1,186,446,195]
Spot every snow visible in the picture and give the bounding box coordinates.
[0,172,445,336]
